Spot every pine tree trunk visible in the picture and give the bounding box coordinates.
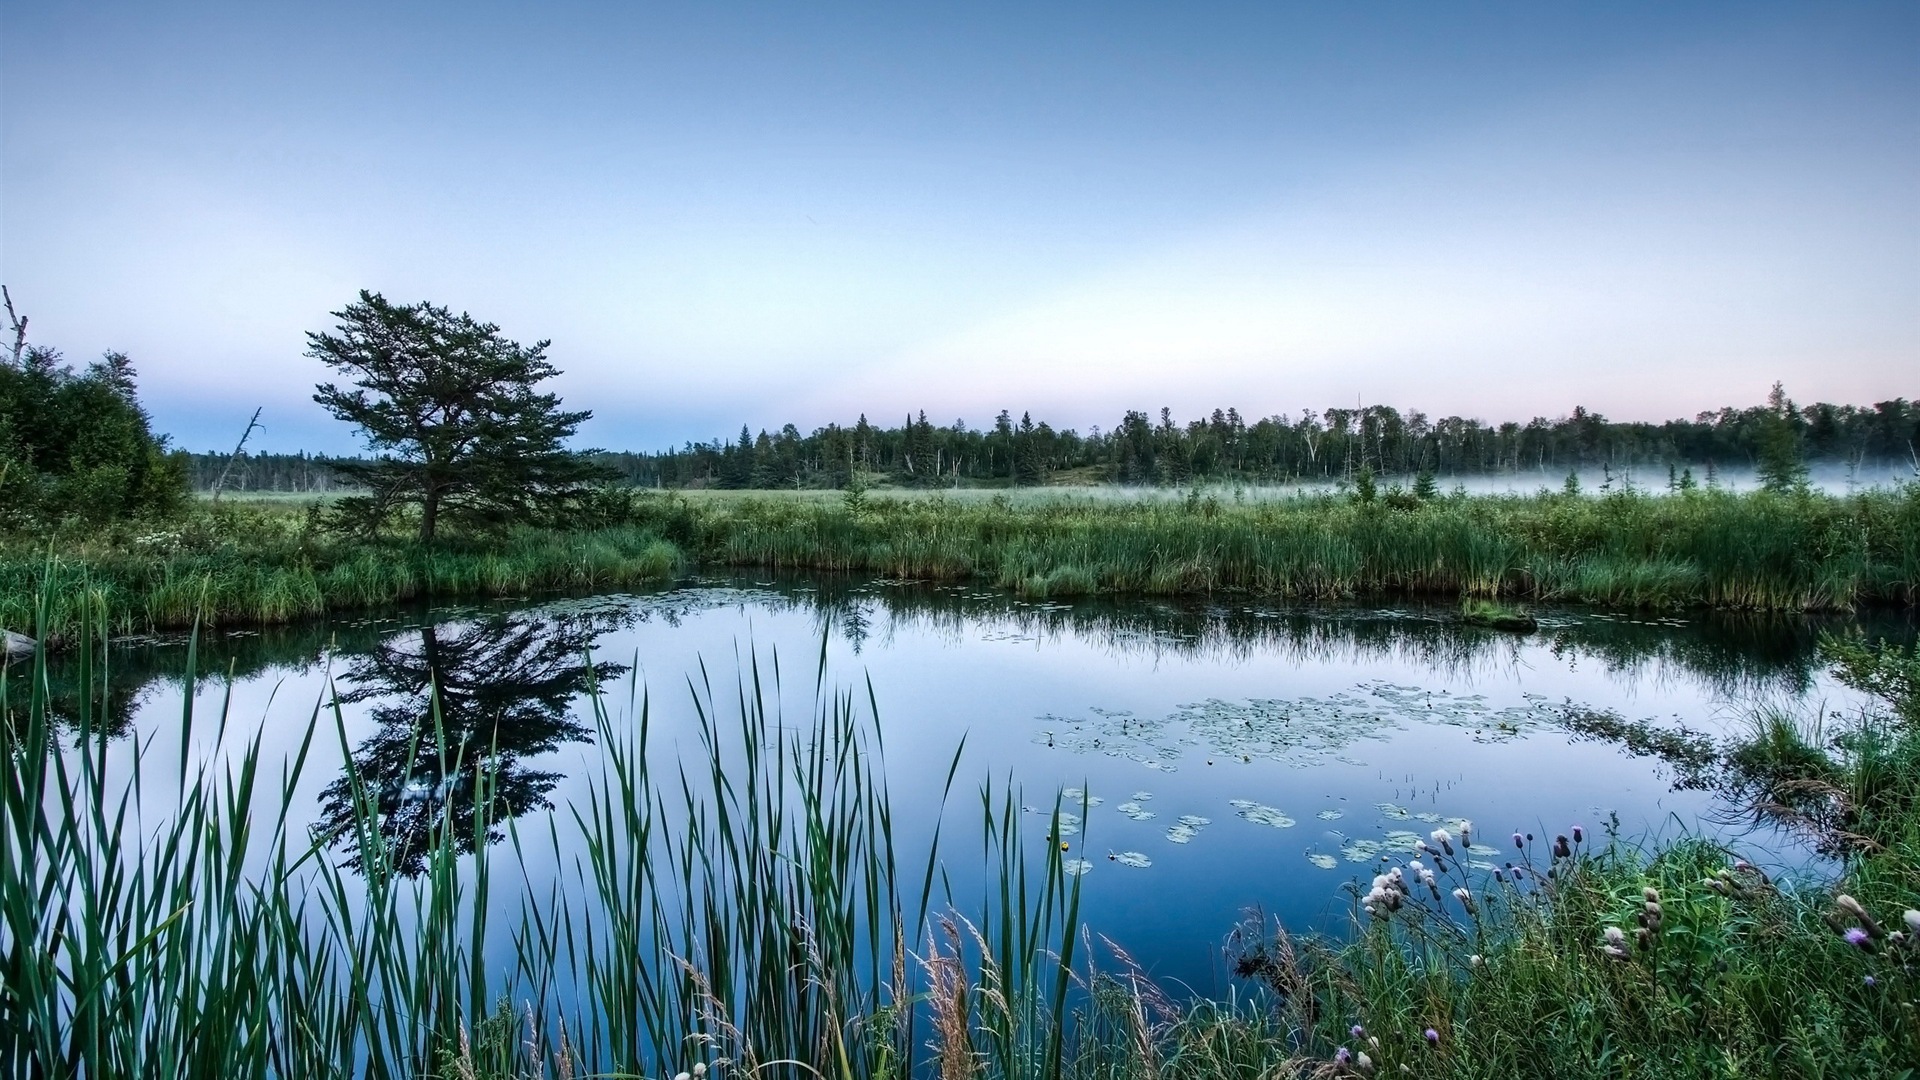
[420,487,440,544]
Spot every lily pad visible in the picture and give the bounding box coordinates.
[1234,803,1296,829]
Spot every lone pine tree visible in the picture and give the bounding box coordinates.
[310,291,609,542]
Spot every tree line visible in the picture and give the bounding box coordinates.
[185,389,1920,494]
[562,388,1918,490]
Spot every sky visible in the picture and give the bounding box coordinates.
[2,1,1916,453]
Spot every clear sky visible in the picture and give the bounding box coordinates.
[3,1,1915,453]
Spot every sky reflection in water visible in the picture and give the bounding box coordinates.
[64,576,1913,992]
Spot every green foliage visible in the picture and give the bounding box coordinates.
[1757,382,1812,496]
[0,500,681,637]
[0,346,187,526]
[310,291,613,542]
[1458,598,1536,631]
[1821,635,1920,728]
[1353,465,1377,504]
[621,486,1919,612]
[597,392,1920,490]
[1414,469,1439,500]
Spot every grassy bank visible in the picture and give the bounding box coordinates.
[632,486,1919,612]
[2,486,1915,635]
[0,501,680,635]
[5,582,1919,1078]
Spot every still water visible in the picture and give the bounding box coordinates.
[52,575,1912,992]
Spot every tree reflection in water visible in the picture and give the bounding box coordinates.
[315,608,628,876]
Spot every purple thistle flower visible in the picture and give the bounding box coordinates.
[1351,1024,1366,1039]
[1571,825,1584,843]
[1425,1027,1440,1048]
[1845,927,1874,951]
[1513,832,1524,850]
[1864,975,1878,988]
[1335,1047,1352,1065]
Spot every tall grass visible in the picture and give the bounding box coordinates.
[5,486,1913,638]
[630,486,1920,613]
[0,511,682,636]
[0,590,1085,1078]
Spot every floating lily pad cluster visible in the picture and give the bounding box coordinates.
[1166,814,1212,843]
[1229,800,1296,828]
[1033,681,1564,771]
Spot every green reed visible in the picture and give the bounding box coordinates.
[631,485,1919,613]
[0,581,1085,1079]
[0,518,682,637]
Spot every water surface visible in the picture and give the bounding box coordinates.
[53,575,1912,991]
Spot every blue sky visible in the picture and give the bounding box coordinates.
[3,2,1915,452]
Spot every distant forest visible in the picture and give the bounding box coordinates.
[187,390,1918,492]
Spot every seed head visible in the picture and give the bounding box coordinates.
[1431,828,1455,855]
[1643,886,1660,903]
[1905,910,1920,934]
[1604,926,1626,948]
[1513,832,1525,850]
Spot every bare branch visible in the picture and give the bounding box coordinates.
[210,407,266,501]
[2,286,26,366]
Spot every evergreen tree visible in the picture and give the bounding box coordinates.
[1353,465,1377,504]
[1756,383,1809,494]
[310,291,610,542]
[0,335,187,526]
[1413,469,1438,500]
[1014,411,1045,486]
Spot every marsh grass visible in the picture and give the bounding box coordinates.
[5,486,1915,637]
[0,499,681,636]
[630,486,1920,614]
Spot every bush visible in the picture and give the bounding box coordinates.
[0,347,187,527]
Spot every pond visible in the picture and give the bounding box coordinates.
[40,574,1915,995]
